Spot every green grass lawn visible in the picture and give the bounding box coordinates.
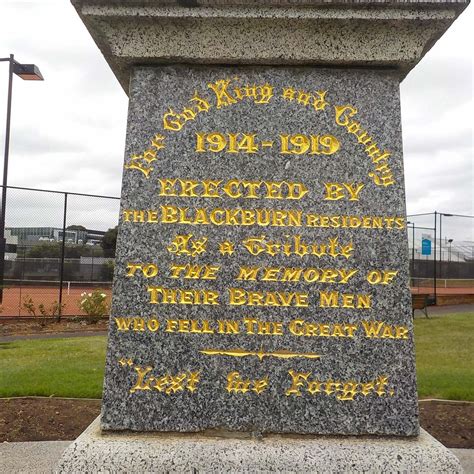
[414,312,473,401]
[0,336,106,398]
[0,312,472,400]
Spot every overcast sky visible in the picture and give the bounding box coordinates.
[0,1,472,239]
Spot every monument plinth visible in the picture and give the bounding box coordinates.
[58,1,468,471]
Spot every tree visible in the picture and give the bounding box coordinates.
[27,243,62,258]
[26,242,103,258]
[67,225,87,231]
[101,226,118,257]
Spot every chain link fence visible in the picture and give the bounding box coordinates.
[1,186,472,316]
[0,185,120,317]
[407,212,474,300]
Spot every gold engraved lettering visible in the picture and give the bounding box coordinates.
[158,177,309,200]
[367,270,398,285]
[254,83,273,104]
[233,83,274,104]
[190,92,211,113]
[130,366,201,395]
[338,381,359,401]
[115,317,132,331]
[375,376,389,396]
[319,291,371,309]
[130,366,153,393]
[252,377,270,395]
[158,178,178,196]
[208,79,237,108]
[229,133,258,153]
[237,266,358,284]
[282,87,296,101]
[150,133,165,151]
[305,214,405,230]
[165,373,188,394]
[226,371,269,394]
[165,318,215,334]
[219,240,235,256]
[125,152,155,178]
[196,132,226,152]
[297,90,311,106]
[312,91,329,111]
[242,235,353,258]
[114,317,160,332]
[243,317,284,336]
[229,288,309,307]
[286,370,310,396]
[167,234,208,257]
[148,287,219,305]
[217,320,240,334]
[124,138,161,179]
[226,372,250,393]
[324,183,365,201]
[122,208,405,230]
[288,319,358,338]
[169,264,220,280]
[163,92,211,132]
[207,78,274,107]
[361,321,409,339]
[282,88,329,111]
[126,263,158,278]
[133,318,145,331]
[163,108,183,131]
[280,134,339,156]
[334,104,394,186]
[286,371,392,399]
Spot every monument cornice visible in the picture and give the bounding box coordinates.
[72,0,469,94]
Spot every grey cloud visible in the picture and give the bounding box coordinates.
[403,127,472,155]
[1,0,472,229]
[8,128,84,155]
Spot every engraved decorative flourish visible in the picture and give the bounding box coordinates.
[199,348,321,361]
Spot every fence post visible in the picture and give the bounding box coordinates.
[433,211,437,305]
[58,192,68,321]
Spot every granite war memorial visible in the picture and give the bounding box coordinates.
[58,1,469,471]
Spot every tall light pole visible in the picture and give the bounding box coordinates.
[407,221,415,282]
[434,211,437,304]
[439,213,453,280]
[0,54,43,303]
[448,239,453,263]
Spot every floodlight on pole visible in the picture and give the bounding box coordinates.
[0,54,44,303]
[12,63,44,81]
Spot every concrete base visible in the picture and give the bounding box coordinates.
[0,441,71,474]
[56,417,462,473]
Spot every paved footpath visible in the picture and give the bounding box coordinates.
[0,441,472,473]
[427,303,474,315]
[0,441,70,473]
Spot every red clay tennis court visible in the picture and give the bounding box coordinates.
[0,283,112,317]
[0,280,472,317]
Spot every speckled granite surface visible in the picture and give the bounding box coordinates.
[101,65,419,436]
[71,1,468,92]
[56,417,462,473]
